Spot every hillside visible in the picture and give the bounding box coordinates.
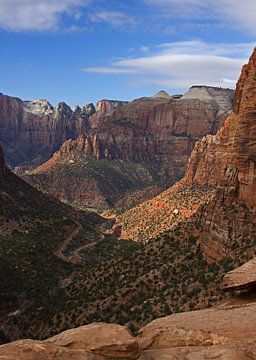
[0,149,112,342]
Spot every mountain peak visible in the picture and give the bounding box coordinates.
[152,90,170,99]
[23,99,54,116]
[233,47,256,115]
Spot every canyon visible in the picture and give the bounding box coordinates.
[24,86,234,209]
[0,45,256,360]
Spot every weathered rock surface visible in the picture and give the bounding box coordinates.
[47,323,138,358]
[2,303,256,359]
[0,341,104,360]
[138,302,256,359]
[223,257,256,291]
[182,85,234,115]
[1,86,233,175]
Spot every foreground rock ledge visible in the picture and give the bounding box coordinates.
[2,303,256,359]
[223,257,256,292]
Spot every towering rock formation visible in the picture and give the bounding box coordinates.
[0,94,95,168]
[177,48,256,261]
[185,49,256,206]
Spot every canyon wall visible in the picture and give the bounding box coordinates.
[0,87,234,171]
[0,94,95,167]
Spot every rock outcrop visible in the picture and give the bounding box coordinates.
[2,302,256,359]
[223,257,256,292]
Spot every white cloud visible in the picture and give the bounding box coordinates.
[83,67,142,74]
[145,0,256,35]
[90,11,135,28]
[140,46,150,53]
[0,0,88,31]
[82,40,254,90]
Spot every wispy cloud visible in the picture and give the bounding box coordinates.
[82,40,254,90]
[90,11,136,28]
[0,0,89,31]
[145,0,256,35]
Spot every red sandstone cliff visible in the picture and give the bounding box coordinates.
[34,88,233,172]
[185,48,256,207]
[0,95,95,168]
[184,48,256,261]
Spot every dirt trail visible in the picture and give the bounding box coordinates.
[54,222,105,264]
[54,222,82,264]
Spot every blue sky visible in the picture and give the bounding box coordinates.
[0,0,255,107]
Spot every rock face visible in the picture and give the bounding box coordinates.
[95,99,128,114]
[2,302,256,359]
[188,50,256,206]
[86,90,232,164]
[182,85,234,115]
[0,93,95,167]
[0,145,5,176]
[165,48,256,263]
[223,257,256,291]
